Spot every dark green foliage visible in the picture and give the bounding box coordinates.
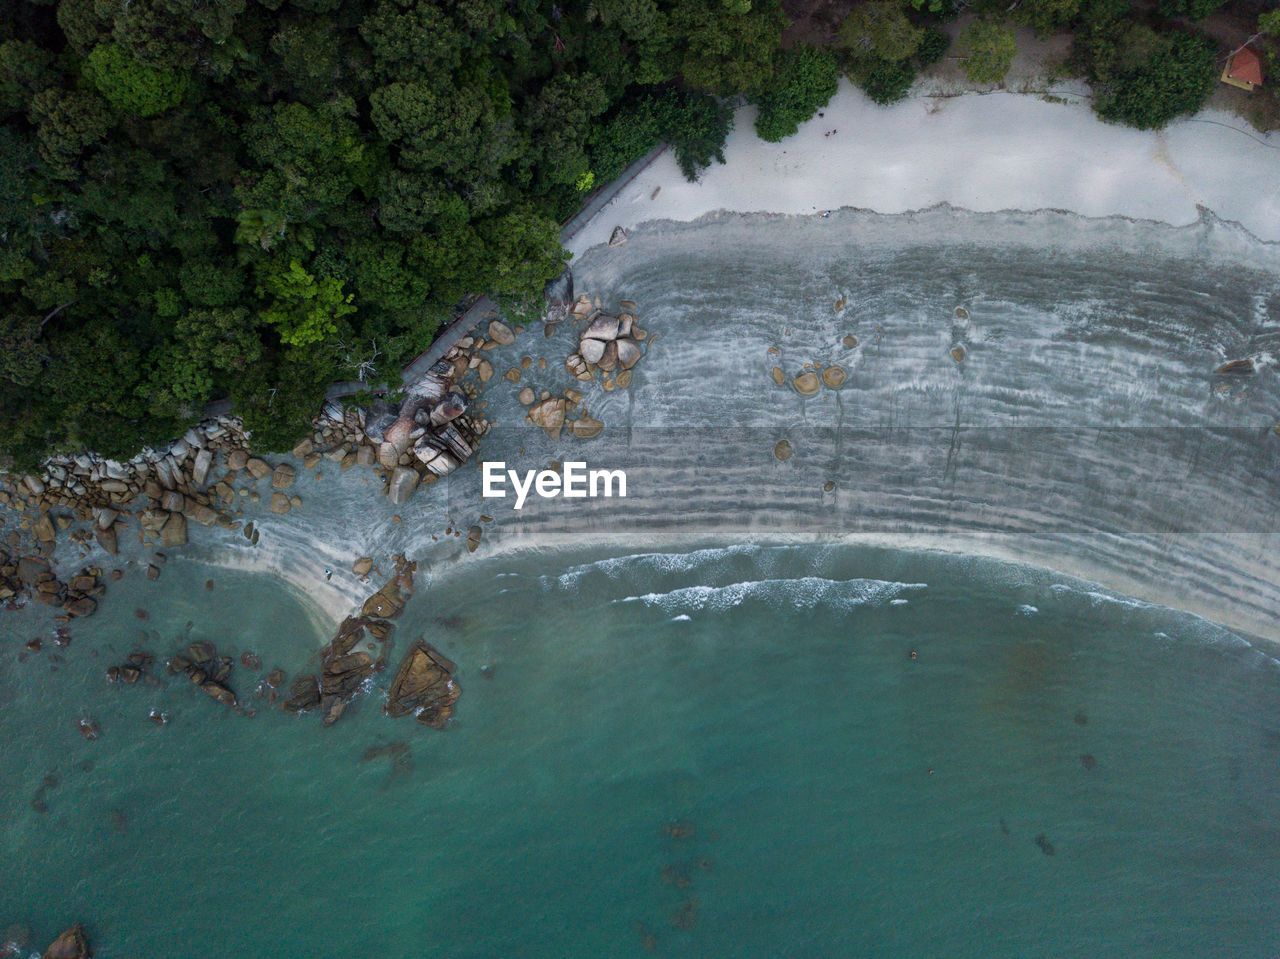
[655,90,735,181]
[1155,0,1227,21]
[1092,31,1216,128]
[1,0,795,461]
[752,46,839,142]
[916,27,952,68]
[854,57,918,104]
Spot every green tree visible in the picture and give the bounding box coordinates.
[1092,30,1215,128]
[1155,0,1227,21]
[961,21,1017,84]
[752,45,839,143]
[83,42,189,116]
[839,2,923,63]
[257,258,357,347]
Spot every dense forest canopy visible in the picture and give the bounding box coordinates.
[1,0,1271,467]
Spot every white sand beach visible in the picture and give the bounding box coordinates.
[568,81,1280,257]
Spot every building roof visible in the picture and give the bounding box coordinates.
[1227,47,1264,88]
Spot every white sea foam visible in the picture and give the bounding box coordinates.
[1018,605,1040,616]
[618,577,926,613]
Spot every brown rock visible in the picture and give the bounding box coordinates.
[227,449,249,471]
[793,371,821,396]
[584,314,620,341]
[160,511,188,548]
[385,639,460,727]
[821,365,846,389]
[579,337,606,365]
[518,386,535,405]
[42,925,91,959]
[597,341,620,372]
[94,524,118,555]
[771,366,786,386]
[950,345,966,362]
[245,458,271,479]
[570,418,604,439]
[467,525,482,553]
[774,440,793,461]
[353,557,373,576]
[271,464,296,489]
[477,359,494,383]
[269,491,290,515]
[34,515,55,543]
[842,334,858,348]
[503,367,521,383]
[488,320,515,345]
[362,578,406,618]
[615,337,642,370]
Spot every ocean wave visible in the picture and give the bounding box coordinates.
[618,577,926,614]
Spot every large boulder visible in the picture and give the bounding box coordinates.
[362,579,406,619]
[793,371,821,396]
[42,925,90,959]
[160,511,188,548]
[271,463,296,489]
[583,314,619,341]
[615,337,642,370]
[579,338,606,365]
[386,640,460,728]
[388,467,419,505]
[488,320,515,345]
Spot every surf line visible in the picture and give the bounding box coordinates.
[481,461,627,510]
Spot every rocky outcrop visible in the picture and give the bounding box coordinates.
[560,295,649,394]
[386,640,460,728]
[167,640,237,708]
[284,559,414,725]
[42,925,91,959]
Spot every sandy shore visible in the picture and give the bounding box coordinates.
[568,81,1280,257]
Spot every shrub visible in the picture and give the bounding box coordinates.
[916,27,952,68]
[753,46,840,142]
[961,21,1017,84]
[853,57,918,104]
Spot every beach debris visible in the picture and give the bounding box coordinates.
[774,439,793,461]
[77,717,100,740]
[661,863,693,888]
[609,225,628,246]
[1034,834,1056,856]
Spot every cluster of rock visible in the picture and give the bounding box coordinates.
[362,360,490,506]
[281,556,458,729]
[525,388,602,441]
[562,294,649,392]
[0,417,255,561]
[105,649,154,686]
[167,640,239,708]
[769,334,856,397]
[0,552,103,618]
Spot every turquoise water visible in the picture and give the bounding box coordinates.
[2,544,1278,957]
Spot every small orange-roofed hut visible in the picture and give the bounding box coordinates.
[1222,46,1264,91]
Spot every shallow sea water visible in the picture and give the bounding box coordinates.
[2,544,1278,958]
